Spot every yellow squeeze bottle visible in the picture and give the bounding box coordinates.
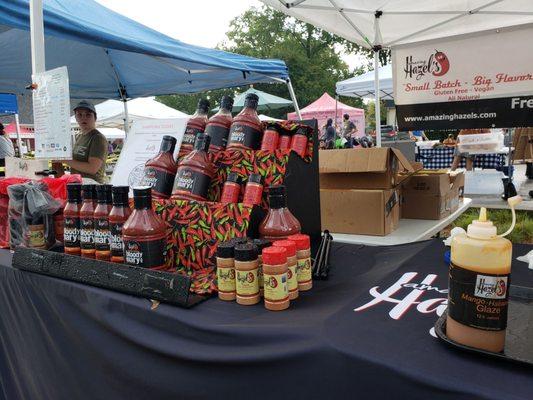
[447,196,522,353]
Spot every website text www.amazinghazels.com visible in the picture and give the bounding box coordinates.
[403,111,497,123]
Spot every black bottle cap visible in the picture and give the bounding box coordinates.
[217,240,235,258]
[96,184,112,204]
[268,185,287,209]
[132,186,152,209]
[66,183,82,203]
[234,243,258,262]
[248,173,262,185]
[253,238,271,251]
[244,93,259,110]
[198,99,210,113]
[160,135,177,154]
[220,96,234,112]
[194,133,211,151]
[265,123,279,132]
[112,186,130,206]
[230,237,249,245]
[81,184,96,200]
[226,172,241,184]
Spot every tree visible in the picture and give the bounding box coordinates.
[158,6,374,118]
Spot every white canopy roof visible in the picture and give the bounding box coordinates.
[260,1,533,48]
[70,97,189,128]
[258,114,284,122]
[336,65,392,99]
[99,127,126,140]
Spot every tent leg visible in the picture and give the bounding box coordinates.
[14,114,23,157]
[374,49,382,147]
[286,79,302,120]
[30,0,45,75]
[123,99,130,136]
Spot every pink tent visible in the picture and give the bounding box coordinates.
[288,92,365,137]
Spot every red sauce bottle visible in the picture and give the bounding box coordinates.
[109,186,131,264]
[259,185,301,241]
[290,127,308,157]
[205,96,234,153]
[172,134,215,201]
[94,184,113,261]
[227,93,263,150]
[80,184,97,259]
[143,135,177,199]
[220,172,241,204]
[178,99,210,158]
[243,173,264,206]
[64,183,82,256]
[279,132,291,150]
[123,187,167,270]
[261,125,280,151]
[53,206,64,243]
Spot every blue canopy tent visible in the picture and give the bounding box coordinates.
[0,0,301,131]
[0,93,22,152]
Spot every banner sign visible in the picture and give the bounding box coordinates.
[110,118,188,189]
[393,26,533,130]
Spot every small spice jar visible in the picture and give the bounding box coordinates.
[220,172,242,204]
[262,246,289,311]
[278,132,291,150]
[290,128,308,158]
[216,240,236,301]
[272,240,299,300]
[243,173,264,206]
[235,242,260,305]
[254,238,271,297]
[261,125,280,151]
[288,233,313,291]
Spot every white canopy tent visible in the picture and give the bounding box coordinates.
[336,65,392,100]
[70,97,189,129]
[259,114,284,122]
[260,0,533,146]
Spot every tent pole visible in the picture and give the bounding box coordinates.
[374,49,382,147]
[123,99,130,136]
[30,0,45,75]
[286,79,302,120]
[14,114,23,156]
[335,94,338,128]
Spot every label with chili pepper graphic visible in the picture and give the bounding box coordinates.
[236,269,259,296]
[217,267,236,293]
[287,264,298,293]
[297,257,312,285]
[264,272,288,301]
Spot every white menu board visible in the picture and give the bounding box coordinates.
[32,66,73,159]
[110,118,188,188]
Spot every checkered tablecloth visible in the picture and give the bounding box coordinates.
[416,147,505,169]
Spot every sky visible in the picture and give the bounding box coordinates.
[95,0,362,70]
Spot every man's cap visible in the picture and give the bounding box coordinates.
[74,100,96,114]
[343,113,350,119]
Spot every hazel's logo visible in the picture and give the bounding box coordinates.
[176,169,194,190]
[266,276,278,288]
[125,242,143,265]
[475,275,507,299]
[229,125,245,143]
[404,50,450,80]
[141,168,158,187]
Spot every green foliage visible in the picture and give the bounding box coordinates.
[452,208,533,244]
[365,100,387,130]
[157,5,378,117]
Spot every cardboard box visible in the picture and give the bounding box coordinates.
[320,188,400,235]
[401,171,464,220]
[319,147,414,190]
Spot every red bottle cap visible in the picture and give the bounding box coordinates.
[272,240,296,257]
[262,246,287,265]
[287,234,310,250]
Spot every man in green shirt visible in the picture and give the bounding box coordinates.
[65,101,108,183]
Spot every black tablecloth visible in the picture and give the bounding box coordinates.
[1,240,533,400]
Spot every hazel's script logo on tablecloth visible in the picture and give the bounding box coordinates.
[404,50,450,80]
[354,272,448,337]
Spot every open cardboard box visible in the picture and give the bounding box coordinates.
[319,148,415,236]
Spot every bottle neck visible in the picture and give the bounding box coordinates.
[160,139,176,154]
[134,197,152,210]
[269,195,286,209]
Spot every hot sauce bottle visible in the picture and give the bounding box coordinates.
[172,134,215,201]
[220,172,241,204]
[243,173,264,206]
[278,132,292,150]
[143,135,177,199]
[80,184,96,259]
[261,124,280,151]
[109,186,131,264]
[123,187,167,270]
[290,127,308,158]
[259,185,301,241]
[205,96,234,153]
[64,183,82,256]
[227,93,263,151]
[178,99,210,158]
[94,184,113,261]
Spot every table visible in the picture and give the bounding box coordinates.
[332,198,472,246]
[1,239,532,400]
[416,147,506,169]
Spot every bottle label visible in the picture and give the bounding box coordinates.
[173,167,211,200]
[181,127,203,147]
[236,269,259,296]
[205,124,229,148]
[297,257,312,284]
[28,225,45,248]
[54,215,64,239]
[261,130,279,151]
[287,264,298,292]
[291,134,308,156]
[124,238,166,269]
[80,218,95,250]
[220,183,240,204]
[448,262,510,331]
[243,183,263,206]
[228,124,262,150]
[264,272,289,301]
[64,217,80,248]
[110,222,125,257]
[258,264,264,289]
[142,166,176,197]
[217,266,236,293]
[94,218,110,251]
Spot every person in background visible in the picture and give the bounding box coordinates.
[0,123,15,176]
[60,101,108,183]
[342,113,357,148]
[450,129,490,171]
[324,118,336,149]
[410,130,428,141]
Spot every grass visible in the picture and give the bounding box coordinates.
[449,208,533,244]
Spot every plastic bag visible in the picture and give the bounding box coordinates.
[8,181,61,250]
